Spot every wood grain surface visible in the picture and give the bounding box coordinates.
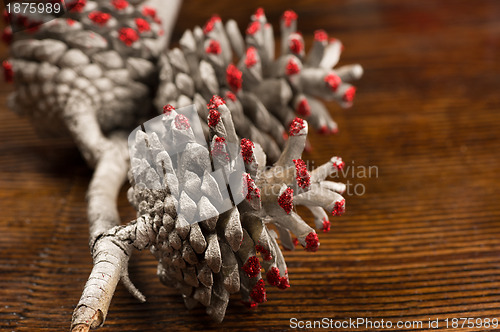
[1,0,500,331]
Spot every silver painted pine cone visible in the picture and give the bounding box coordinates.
[154,8,363,163]
[73,98,347,326]
[4,0,171,167]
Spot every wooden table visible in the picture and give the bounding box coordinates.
[1,0,500,330]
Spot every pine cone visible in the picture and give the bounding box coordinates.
[154,8,363,163]
[81,97,347,325]
[3,0,169,166]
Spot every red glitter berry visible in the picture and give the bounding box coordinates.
[289,117,305,136]
[66,18,76,26]
[314,29,328,42]
[343,86,356,102]
[244,174,260,200]
[209,95,225,109]
[297,99,311,117]
[212,137,229,161]
[162,104,175,114]
[225,91,236,102]
[305,232,319,252]
[254,7,265,18]
[293,238,299,247]
[88,11,111,26]
[324,73,341,92]
[289,37,303,54]
[174,114,190,130]
[68,0,86,12]
[111,0,128,10]
[245,47,257,68]
[250,279,267,303]
[253,186,261,199]
[142,7,156,18]
[319,125,329,135]
[332,157,345,170]
[240,139,255,164]
[332,199,345,216]
[285,58,300,75]
[277,276,290,289]
[135,18,151,33]
[255,244,272,261]
[118,27,139,46]
[293,159,310,189]
[203,15,221,34]
[226,64,242,92]
[322,218,331,232]
[278,187,293,214]
[282,10,297,27]
[246,21,260,35]
[242,256,261,278]
[3,60,13,83]
[266,267,280,286]
[208,108,221,128]
[205,40,221,55]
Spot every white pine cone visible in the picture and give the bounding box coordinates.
[154,8,363,163]
[111,92,348,322]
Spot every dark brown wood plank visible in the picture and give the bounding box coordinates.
[1,0,500,330]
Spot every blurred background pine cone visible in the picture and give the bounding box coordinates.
[4,0,179,166]
[155,8,362,163]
